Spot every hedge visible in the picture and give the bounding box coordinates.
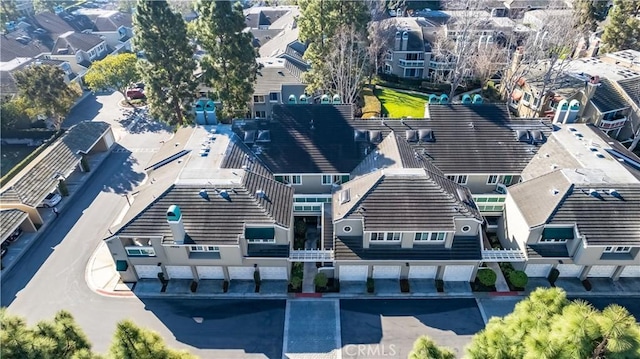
[477,268,497,287]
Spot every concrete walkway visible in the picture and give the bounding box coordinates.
[487,262,511,292]
[302,227,319,294]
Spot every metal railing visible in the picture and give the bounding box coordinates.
[399,59,425,67]
[598,117,626,130]
[289,249,334,262]
[481,249,527,262]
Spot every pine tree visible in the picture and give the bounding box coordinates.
[408,335,455,359]
[133,0,197,126]
[601,0,640,52]
[574,0,608,36]
[109,320,196,359]
[195,0,257,120]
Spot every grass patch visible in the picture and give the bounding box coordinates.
[0,130,64,186]
[361,86,381,118]
[374,87,430,118]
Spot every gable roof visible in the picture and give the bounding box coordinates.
[0,35,48,62]
[52,31,103,54]
[508,169,573,227]
[254,58,305,94]
[93,12,132,32]
[591,78,630,113]
[350,104,552,174]
[617,77,640,106]
[1,209,28,242]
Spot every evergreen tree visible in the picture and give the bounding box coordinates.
[109,320,196,359]
[298,0,370,94]
[408,335,455,359]
[466,288,640,359]
[0,0,19,23]
[195,0,257,120]
[574,0,608,36]
[133,0,197,126]
[84,53,139,102]
[601,0,640,52]
[13,64,82,130]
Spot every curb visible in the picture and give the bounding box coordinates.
[1,151,114,282]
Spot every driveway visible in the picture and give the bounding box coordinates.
[340,299,484,359]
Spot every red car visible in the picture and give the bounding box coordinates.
[126,88,145,99]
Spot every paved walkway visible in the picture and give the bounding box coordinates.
[283,299,341,359]
[486,262,510,292]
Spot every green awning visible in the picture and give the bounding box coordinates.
[245,227,275,240]
[542,227,574,240]
[115,260,128,271]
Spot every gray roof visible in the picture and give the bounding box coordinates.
[259,26,299,58]
[617,77,640,106]
[52,31,103,54]
[527,244,569,258]
[333,169,481,232]
[334,235,481,261]
[0,209,27,241]
[250,29,282,48]
[254,61,304,95]
[0,34,48,62]
[351,104,552,174]
[0,121,110,207]
[116,171,293,245]
[504,0,569,9]
[591,78,630,113]
[92,12,132,32]
[219,134,272,179]
[245,9,289,29]
[247,243,289,257]
[508,170,572,227]
[232,104,360,174]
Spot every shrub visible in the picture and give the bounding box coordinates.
[548,268,560,285]
[290,276,303,290]
[58,180,69,197]
[508,270,528,289]
[294,218,307,237]
[477,268,497,287]
[366,277,374,293]
[314,272,328,288]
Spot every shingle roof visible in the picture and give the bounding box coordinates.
[116,171,293,245]
[233,104,360,174]
[0,36,47,62]
[93,12,132,32]
[508,170,572,227]
[254,60,304,94]
[351,104,552,174]
[591,78,630,113]
[617,77,640,106]
[0,209,27,241]
[335,235,481,261]
[527,244,569,258]
[250,29,282,48]
[52,31,103,54]
[0,121,110,207]
[219,134,272,179]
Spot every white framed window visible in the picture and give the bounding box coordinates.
[540,238,567,243]
[190,245,220,252]
[125,247,156,256]
[269,92,278,102]
[246,238,276,244]
[255,111,266,118]
[253,95,265,103]
[414,232,446,241]
[322,175,349,185]
[487,175,499,185]
[446,175,468,185]
[276,175,301,185]
[604,246,631,253]
[370,232,401,242]
[430,232,446,241]
[523,92,531,104]
[500,175,513,185]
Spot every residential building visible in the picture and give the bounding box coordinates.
[50,30,107,67]
[0,57,81,98]
[502,123,640,281]
[252,58,307,118]
[503,0,571,18]
[73,9,134,53]
[382,17,432,79]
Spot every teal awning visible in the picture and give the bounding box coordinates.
[115,260,128,271]
[245,227,275,240]
[542,227,574,240]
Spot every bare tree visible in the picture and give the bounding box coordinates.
[325,24,370,106]
[473,43,509,86]
[367,19,394,84]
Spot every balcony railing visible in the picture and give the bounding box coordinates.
[289,249,334,262]
[399,59,425,67]
[481,249,527,262]
[598,117,627,130]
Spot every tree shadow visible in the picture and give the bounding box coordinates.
[63,94,104,128]
[100,148,146,195]
[117,110,173,134]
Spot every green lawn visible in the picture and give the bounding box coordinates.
[374,87,431,118]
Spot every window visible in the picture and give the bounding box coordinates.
[604,246,631,253]
[447,175,468,185]
[430,232,446,241]
[190,246,219,252]
[125,247,156,256]
[269,92,278,102]
[414,232,446,241]
[500,175,513,185]
[461,225,471,233]
[523,92,532,104]
[277,175,301,185]
[343,226,352,233]
[253,95,265,103]
[255,111,266,118]
[322,175,349,185]
[540,237,567,243]
[246,238,276,243]
[370,232,401,241]
[487,175,499,185]
[384,64,392,74]
[385,51,393,61]
[405,53,424,60]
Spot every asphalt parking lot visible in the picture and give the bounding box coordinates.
[340,299,484,359]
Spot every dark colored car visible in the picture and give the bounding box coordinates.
[7,228,22,243]
[126,88,145,99]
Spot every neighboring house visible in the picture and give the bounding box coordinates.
[252,58,307,118]
[50,30,107,67]
[0,122,114,226]
[0,57,81,98]
[74,9,134,53]
[382,17,433,79]
[15,0,34,15]
[503,123,640,281]
[503,0,571,18]
[105,126,295,283]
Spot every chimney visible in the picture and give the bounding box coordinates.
[401,31,409,51]
[394,31,401,51]
[511,46,524,74]
[166,205,185,244]
[579,75,600,119]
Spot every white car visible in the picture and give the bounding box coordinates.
[40,192,62,208]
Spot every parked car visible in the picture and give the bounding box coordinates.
[126,88,145,100]
[7,228,22,243]
[40,192,62,208]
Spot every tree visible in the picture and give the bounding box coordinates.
[0,98,33,131]
[133,0,197,126]
[195,0,257,120]
[601,0,640,52]
[118,0,136,13]
[466,288,640,359]
[1,0,19,23]
[13,64,81,130]
[408,335,455,359]
[84,53,139,102]
[109,320,196,359]
[324,25,370,106]
[298,0,371,94]
[0,309,100,359]
[574,0,608,37]
[367,1,395,84]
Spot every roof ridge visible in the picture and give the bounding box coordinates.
[242,169,293,226]
[111,184,176,237]
[341,172,386,218]
[423,169,482,220]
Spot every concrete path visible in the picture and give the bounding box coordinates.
[302,227,319,293]
[487,262,510,292]
[283,299,341,359]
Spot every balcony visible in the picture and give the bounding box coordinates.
[481,249,527,262]
[598,116,627,130]
[399,59,425,68]
[289,249,334,262]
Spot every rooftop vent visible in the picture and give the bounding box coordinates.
[219,189,231,201]
[339,189,351,204]
[368,130,382,144]
[516,130,530,143]
[418,128,434,142]
[256,189,266,198]
[551,188,560,196]
[609,189,623,199]
[256,130,271,143]
[243,130,256,144]
[406,130,418,142]
[530,130,545,143]
[199,189,210,201]
[354,129,368,142]
[589,189,601,199]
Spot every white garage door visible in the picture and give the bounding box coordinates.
[557,264,583,278]
[134,265,162,279]
[260,267,288,280]
[620,266,640,278]
[339,265,368,281]
[166,265,193,279]
[228,266,255,280]
[408,266,438,279]
[196,266,225,280]
[373,266,401,279]
[588,265,616,278]
[525,264,553,278]
[443,265,475,282]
